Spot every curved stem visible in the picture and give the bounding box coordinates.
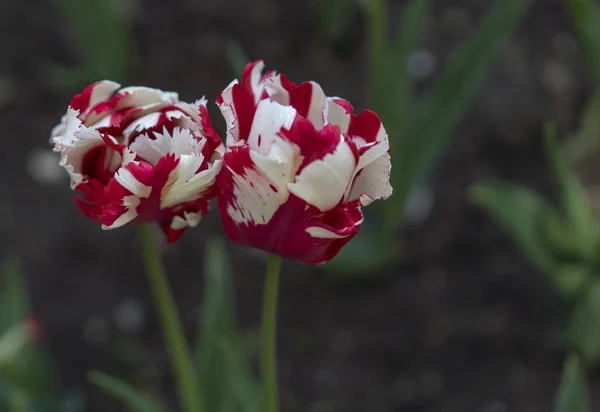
[137,225,203,412]
[260,254,283,412]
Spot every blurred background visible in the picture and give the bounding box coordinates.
[0,0,596,411]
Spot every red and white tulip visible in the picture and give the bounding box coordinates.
[51,81,224,241]
[216,61,392,264]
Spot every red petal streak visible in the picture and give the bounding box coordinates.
[278,75,314,119]
[220,61,270,141]
[69,82,99,114]
[99,203,129,227]
[81,145,119,185]
[231,84,257,141]
[100,133,125,153]
[218,186,362,264]
[124,160,155,186]
[91,90,129,116]
[199,105,224,151]
[218,144,363,264]
[346,110,382,144]
[279,118,341,172]
[241,61,266,99]
[73,179,108,219]
[160,202,210,242]
[331,97,354,114]
[139,155,178,220]
[74,196,100,219]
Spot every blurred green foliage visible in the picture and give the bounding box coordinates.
[471,125,600,366]
[195,238,260,412]
[569,0,600,87]
[0,259,80,412]
[472,0,600,370]
[312,0,361,49]
[555,355,590,412]
[89,371,171,412]
[225,41,251,79]
[48,0,135,89]
[328,0,530,276]
[566,0,600,162]
[91,238,260,412]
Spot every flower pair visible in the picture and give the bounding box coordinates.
[51,61,392,264]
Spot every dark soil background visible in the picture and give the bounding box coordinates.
[0,0,594,411]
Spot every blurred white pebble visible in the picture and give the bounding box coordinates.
[27,148,66,185]
[114,298,146,335]
[407,49,437,80]
[542,61,573,94]
[403,184,435,227]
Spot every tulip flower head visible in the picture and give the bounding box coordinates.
[52,81,224,241]
[216,61,392,264]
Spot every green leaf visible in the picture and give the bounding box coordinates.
[313,0,360,46]
[386,0,430,137]
[0,259,29,334]
[52,0,133,83]
[225,41,250,78]
[470,182,558,273]
[554,354,590,412]
[544,124,598,260]
[567,282,600,367]
[388,0,530,227]
[0,259,62,402]
[541,208,580,261]
[552,264,593,300]
[196,238,238,411]
[0,362,57,405]
[89,371,170,412]
[470,181,595,299]
[216,338,260,412]
[568,0,600,88]
[567,92,600,163]
[363,0,389,110]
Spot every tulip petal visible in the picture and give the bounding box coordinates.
[347,152,392,206]
[249,136,300,194]
[217,61,268,145]
[130,127,206,166]
[287,139,356,212]
[219,145,289,226]
[328,98,386,145]
[305,226,347,239]
[69,80,121,117]
[163,210,204,242]
[326,97,352,133]
[242,60,267,104]
[219,192,362,264]
[247,99,297,155]
[86,86,179,128]
[266,75,327,130]
[174,97,209,125]
[160,156,222,209]
[52,110,115,188]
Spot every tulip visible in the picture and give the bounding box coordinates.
[51,81,223,241]
[216,61,392,264]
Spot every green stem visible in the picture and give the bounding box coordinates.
[137,225,203,412]
[260,254,283,412]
